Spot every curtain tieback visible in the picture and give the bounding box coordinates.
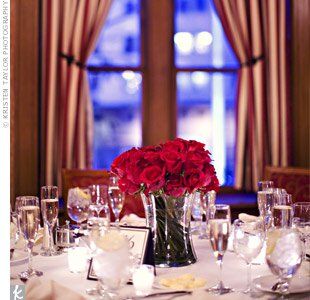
[241,54,264,67]
[59,52,86,69]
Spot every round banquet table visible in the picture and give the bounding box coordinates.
[10,235,310,300]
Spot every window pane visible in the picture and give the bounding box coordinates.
[175,0,238,68]
[88,0,140,67]
[177,72,237,186]
[88,72,142,169]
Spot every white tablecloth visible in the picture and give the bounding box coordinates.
[10,236,310,300]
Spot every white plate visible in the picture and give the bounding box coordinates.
[10,249,28,265]
[153,275,207,291]
[253,275,310,294]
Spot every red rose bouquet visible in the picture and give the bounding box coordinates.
[111,138,219,197]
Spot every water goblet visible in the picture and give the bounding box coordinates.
[67,187,91,229]
[206,204,233,294]
[293,202,310,222]
[18,196,43,280]
[292,218,310,261]
[272,194,293,228]
[40,186,60,256]
[266,228,302,295]
[233,219,264,293]
[258,180,274,191]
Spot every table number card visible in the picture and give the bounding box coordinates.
[87,226,154,281]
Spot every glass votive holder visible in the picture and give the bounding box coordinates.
[67,247,88,273]
[132,264,155,296]
[56,226,76,251]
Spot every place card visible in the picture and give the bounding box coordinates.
[87,226,154,281]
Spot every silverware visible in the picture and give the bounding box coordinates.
[125,290,192,299]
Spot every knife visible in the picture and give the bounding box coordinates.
[125,290,192,299]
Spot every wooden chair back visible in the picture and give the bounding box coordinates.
[264,166,310,203]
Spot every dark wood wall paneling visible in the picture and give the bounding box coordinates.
[291,0,310,168]
[10,0,40,206]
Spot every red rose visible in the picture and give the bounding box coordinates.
[184,168,207,192]
[160,150,184,173]
[140,165,165,185]
[163,138,188,153]
[118,177,141,195]
[164,174,186,197]
[187,140,205,151]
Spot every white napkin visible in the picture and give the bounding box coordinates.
[26,278,86,300]
[120,214,146,227]
[238,213,261,223]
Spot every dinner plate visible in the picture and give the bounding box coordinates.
[10,249,28,265]
[153,274,207,291]
[253,275,310,294]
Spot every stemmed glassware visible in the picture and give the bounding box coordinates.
[257,191,274,231]
[41,186,60,256]
[108,175,125,226]
[266,228,302,295]
[206,204,233,294]
[272,193,293,228]
[258,180,274,191]
[89,184,109,218]
[198,191,216,239]
[67,187,91,229]
[18,196,43,280]
[233,219,264,293]
[293,202,310,260]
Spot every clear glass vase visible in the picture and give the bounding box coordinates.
[141,193,197,267]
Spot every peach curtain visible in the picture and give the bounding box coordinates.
[214,0,290,190]
[42,0,112,186]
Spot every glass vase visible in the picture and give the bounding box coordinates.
[141,193,197,267]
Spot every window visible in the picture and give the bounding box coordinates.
[88,0,239,186]
[88,0,142,169]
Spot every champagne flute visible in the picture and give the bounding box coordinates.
[233,219,264,293]
[18,196,43,280]
[191,192,202,235]
[67,187,91,229]
[41,186,60,256]
[258,180,274,191]
[266,228,302,295]
[206,204,233,294]
[257,191,274,231]
[272,194,293,228]
[108,175,125,226]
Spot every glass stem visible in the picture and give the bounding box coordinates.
[246,262,252,291]
[48,225,54,252]
[28,243,33,273]
[217,256,223,288]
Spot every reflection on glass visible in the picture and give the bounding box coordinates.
[88,0,140,66]
[177,72,237,186]
[174,0,238,68]
[88,72,142,169]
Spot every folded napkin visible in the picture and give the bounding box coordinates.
[238,213,261,223]
[120,214,146,227]
[11,223,44,249]
[26,278,86,300]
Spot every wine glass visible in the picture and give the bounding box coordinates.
[293,202,310,222]
[266,228,302,295]
[258,180,274,191]
[292,218,310,261]
[108,176,125,226]
[89,184,109,218]
[41,186,60,256]
[67,187,91,229]
[206,204,233,294]
[18,196,43,280]
[233,219,264,293]
[272,194,293,228]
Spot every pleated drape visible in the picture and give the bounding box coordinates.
[42,0,112,187]
[214,0,290,190]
